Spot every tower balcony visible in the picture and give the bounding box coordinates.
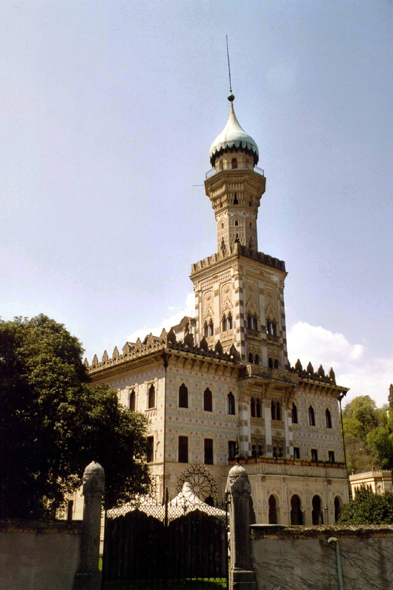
[205,165,265,180]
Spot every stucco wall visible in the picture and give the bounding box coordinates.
[0,520,82,590]
[251,524,393,590]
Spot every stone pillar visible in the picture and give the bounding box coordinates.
[226,463,256,590]
[74,461,105,590]
[264,403,272,456]
[238,397,250,457]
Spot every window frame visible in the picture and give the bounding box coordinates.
[178,436,188,463]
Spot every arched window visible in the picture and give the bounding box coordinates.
[252,316,258,331]
[308,406,315,426]
[234,193,239,204]
[148,384,155,409]
[276,402,281,421]
[67,500,73,522]
[204,388,213,412]
[228,440,236,460]
[146,436,154,463]
[251,397,256,418]
[255,354,260,365]
[209,320,214,337]
[325,409,332,428]
[179,383,188,408]
[268,357,274,369]
[204,322,209,338]
[274,359,279,369]
[247,315,252,329]
[222,316,227,332]
[271,400,276,420]
[294,447,300,459]
[328,451,335,463]
[227,392,235,415]
[248,353,253,363]
[256,398,261,418]
[252,445,257,458]
[292,403,298,424]
[278,447,283,458]
[334,496,342,522]
[268,495,278,524]
[235,219,239,226]
[129,389,136,412]
[272,322,277,336]
[311,448,318,462]
[228,313,233,329]
[312,495,324,525]
[232,158,238,169]
[204,438,213,465]
[178,436,188,463]
[290,495,303,525]
[273,446,278,458]
[258,444,263,456]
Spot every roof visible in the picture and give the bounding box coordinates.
[209,99,259,166]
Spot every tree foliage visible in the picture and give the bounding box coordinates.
[338,489,393,525]
[0,315,150,518]
[343,395,393,473]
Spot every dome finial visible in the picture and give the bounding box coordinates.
[226,36,235,103]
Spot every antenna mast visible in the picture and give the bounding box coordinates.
[226,35,232,94]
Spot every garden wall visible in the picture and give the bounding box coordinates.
[0,519,82,590]
[251,524,393,590]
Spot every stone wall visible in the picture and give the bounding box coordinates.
[251,524,393,590]
[0,519,82,590]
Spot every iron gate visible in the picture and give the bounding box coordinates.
[102,492,228,589]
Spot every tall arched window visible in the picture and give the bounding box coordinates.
[148,384,155,409]
[252,444,257,458]
[204,322,209,338]
[227,392,235,415]
[268,358,274,369]
[248,353,253,363]
[334,496,342,522]
[179,383,188,408]
[325,408,332,428]
[276,402,281,421]
[178,436,188,463]
[228,313,233,329]
[271,400,276,420]
[222,316,227,332]
[268,495,278,524]
[256,399,261,418]
[312,495,324,525]
[129,390,136,412]
[204,388,213,412]
[274,359,279,369]
[204,438,213,465]
[251,397,256,418]
[247,315,252,329]
[252,316,258,331]
[234,193,239,204]
[232,158,238,169]
[209,320,214,337]
[292,403,298,424]
[255,354,260,365]
[290,495,303,525]
[308,406,315,426]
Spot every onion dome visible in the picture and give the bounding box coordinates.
[209,93,259,167]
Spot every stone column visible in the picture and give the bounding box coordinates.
[264,403,272,456]
[226,463,256,590]
[74,461,105,590]
[238,393,250,457]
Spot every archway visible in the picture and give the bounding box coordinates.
[312,495,324,525]
[268,495,278,524]
[334,496,342,522]
[290,495,303,525]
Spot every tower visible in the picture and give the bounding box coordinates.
[191,92,288,370]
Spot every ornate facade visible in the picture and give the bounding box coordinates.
[83,91,350,525]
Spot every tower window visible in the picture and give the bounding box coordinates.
[309,406,316,426]
[148,384,155,409]
[178,436,188,463]
[234,193,239,204]
[228,440,237,460]
[204,438,213,465]
[271,400,276,421]
[251,397,256,417]
[179,383,188,408]
[232,158,238,169]
[292,403,298,424]
[204,388,213,412]
[222,316,227,332]
[325,409,332,429]
[255,354,259,365]
[268,357,274,369]
[294,447,300,460]
[228,313,233,329]
[221,223,224,229]
[252,316,258,331]
[147,436,154,463]
[248,353,253,363]
[227,392,235,415]
[311,449,318,462]
[235,220,238,226]
[256,398,261,418]
[129,389,136,412]
[328,451,335,463]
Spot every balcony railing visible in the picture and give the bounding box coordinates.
[205,166,265,180]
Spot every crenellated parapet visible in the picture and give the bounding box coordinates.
[85,328,240,375]
[191,243,286,275]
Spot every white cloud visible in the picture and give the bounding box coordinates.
[128,293,195,342]
[287,321,393,407]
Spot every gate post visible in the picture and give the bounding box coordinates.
[74,461,105,590]
[225,463,256,590]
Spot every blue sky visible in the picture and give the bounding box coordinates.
[1,0,392,405]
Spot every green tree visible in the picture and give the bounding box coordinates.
[0,315,150,518]
[338,489,393,525]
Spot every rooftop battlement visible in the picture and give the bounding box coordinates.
[191,243,286,274]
